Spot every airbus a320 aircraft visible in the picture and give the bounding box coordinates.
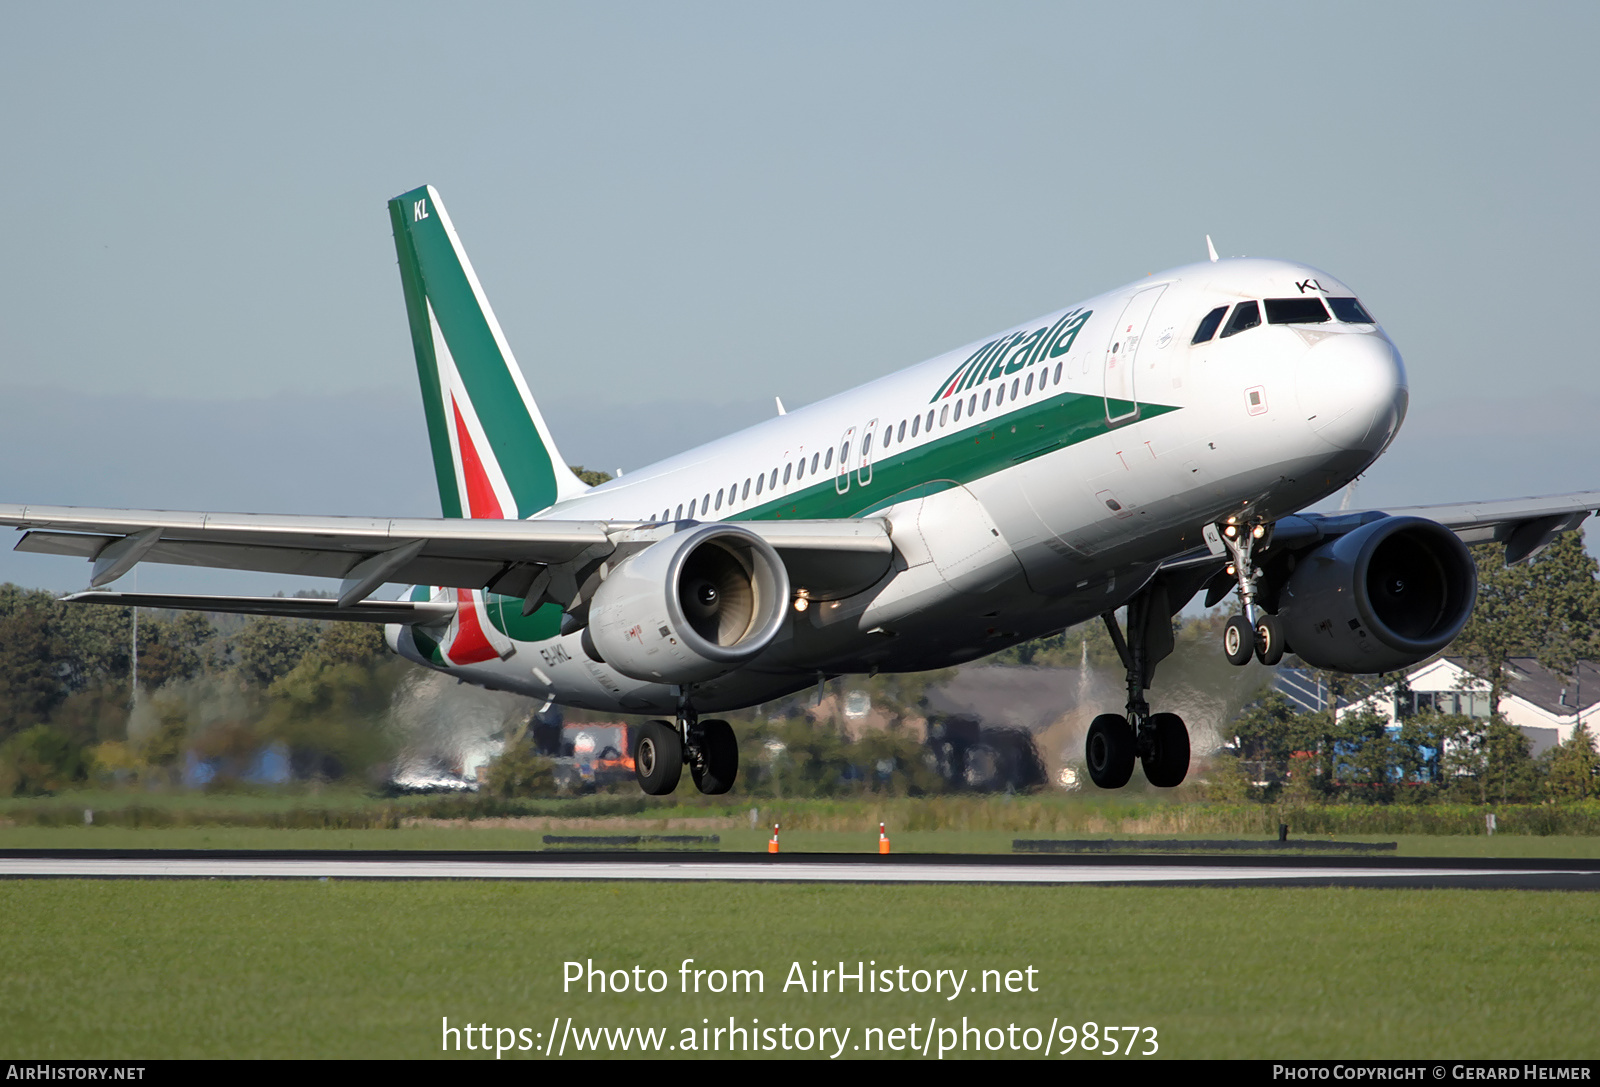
[5,187,1596,796]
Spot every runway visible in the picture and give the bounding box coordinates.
[3,849,1597,889]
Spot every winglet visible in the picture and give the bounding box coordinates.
[388,186,586,519]
[1206,235,1219,263]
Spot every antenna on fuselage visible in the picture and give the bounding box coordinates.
[1206,235,1219,263]
[775,396,787,416]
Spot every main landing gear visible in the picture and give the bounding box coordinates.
[1086,576,1191,789]
[1215,520,1287,668]
[634,689,739,796]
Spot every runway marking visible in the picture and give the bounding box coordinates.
[3,854,1597,888]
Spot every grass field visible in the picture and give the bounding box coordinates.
[2,880,1595,1059]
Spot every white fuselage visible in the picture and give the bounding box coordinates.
[391,257,1407,714]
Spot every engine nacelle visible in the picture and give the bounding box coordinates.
[587,523,791,684]
[1276,515,1476,674]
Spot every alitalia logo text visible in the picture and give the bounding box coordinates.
[931,308,1092,402]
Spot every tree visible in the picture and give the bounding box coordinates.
[1451,544,1537,715]
[568,466,613,487]
[0,724,87,796]
[137,613,216,690]
[1521,531,1600,680]
[1333,707,1399,798]
[1544,722,1599,800]
[484,738,556,797]
[233,617,319,687]
[1451,529,1600,718]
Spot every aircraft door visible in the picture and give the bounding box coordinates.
[835,427,855,494]
[1103,285,1167,425]
[856,418,878,488]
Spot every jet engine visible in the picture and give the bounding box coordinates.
[586,523,791,684]
[1276,515,1476,674]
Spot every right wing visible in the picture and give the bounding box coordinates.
[0,503,893,620]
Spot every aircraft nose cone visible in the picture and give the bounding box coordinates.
[1296,332,1408,452]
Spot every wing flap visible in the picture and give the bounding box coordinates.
[61,591,458,625]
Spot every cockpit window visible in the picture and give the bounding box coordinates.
[1265,297,1331,324]
[1191,305,1227,344]
[1327,297,1376,323]
[1219,300,1261,339]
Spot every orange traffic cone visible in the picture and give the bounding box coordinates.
[768,823,781,854]
[878,822,891,855]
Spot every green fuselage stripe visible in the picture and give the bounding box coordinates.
[726,390,1179,523]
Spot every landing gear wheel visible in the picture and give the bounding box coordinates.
[691,719,739,795]
[1223,615,1254,666]
[1141,712,1191,788]
[634,719,682,795]
[1085,713,1136,789]
[1255,613,1285,667]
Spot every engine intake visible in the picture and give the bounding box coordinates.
[588,524,790,684]
[1276,515,1476,674]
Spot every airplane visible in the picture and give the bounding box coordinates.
[4,185,1597,796]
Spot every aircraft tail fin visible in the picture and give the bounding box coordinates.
[388,185,586,519]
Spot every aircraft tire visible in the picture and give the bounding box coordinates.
[1255,614,1286,667]
[1223,615,1254,666]
[1085,714,1136,789]
[1141,712,1190,788]
[691,719,739,795]
[635,720,683,795]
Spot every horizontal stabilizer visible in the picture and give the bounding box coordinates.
[61,591,457,625]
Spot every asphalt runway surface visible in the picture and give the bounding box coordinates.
[2,850,1597,889]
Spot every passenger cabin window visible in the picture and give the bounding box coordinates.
[897,420,906,442]
[1219,301,1261,339]
[911,415,920,437]
[824,448,833,469]
[1265,298,1331,324]
[1328,297,1376,323]
[1191,305,1227,344]
[810,452,819,473]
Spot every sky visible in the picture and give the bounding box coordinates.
[2,2,1597,594]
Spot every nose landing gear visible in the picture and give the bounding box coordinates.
[1215,519,1289,667]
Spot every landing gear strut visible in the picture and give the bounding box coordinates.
[1087,576,1191,789]
[633,689,740,796]
[1215,519,1287,667]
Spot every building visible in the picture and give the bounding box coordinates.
[1325,657,1599,758]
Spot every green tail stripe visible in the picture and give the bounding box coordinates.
[389,186,561,518]
[389,198,463,518]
